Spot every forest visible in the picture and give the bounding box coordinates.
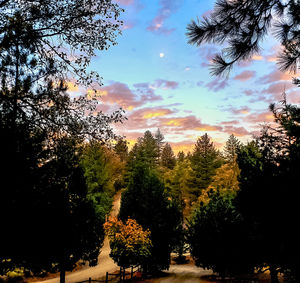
[0,0,300,283]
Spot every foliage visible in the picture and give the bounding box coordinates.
[235,99,300,282]
[187,191,252,277]
[187,0,300,80]
[104,217,152,268]
[177,151,185,162]
[223,134,240,163]
[198,161,240,205]
[154,128,165,157]
[124,131,161,186]
[162,158,193,217]
[189,133,223,202]
[114,138,129,163]
[0,0,123,85]
[0,131,105,279]
[119,162,182,273]
[161,143,176,169]
[0,1,124,280]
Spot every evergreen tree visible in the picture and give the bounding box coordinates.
[223,134,240,163]
[189,133,223,201]
[236,99,300,282]
[161,143,176,169]
[154,128,165,157]
[187,191,251,278]
[114,138,129,162]
[177,151,185,162]
[119,162,182,273]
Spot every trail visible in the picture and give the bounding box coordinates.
[150,264,214,283]
[33,191,121,283]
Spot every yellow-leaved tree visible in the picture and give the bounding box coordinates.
[104,217,152,269]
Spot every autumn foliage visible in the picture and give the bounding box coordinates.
[104,217,152,268]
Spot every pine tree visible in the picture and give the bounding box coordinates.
[154,128,165,158]
[177,151,185,162]
[161,143,176,169]
[189,133,223,201]
[223,134,240,163]
[119,163,182,273]
[187,0,300,81]
[114,138,129,162]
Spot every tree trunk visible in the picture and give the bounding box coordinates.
[60,268,66,283]
[270,265,279,283]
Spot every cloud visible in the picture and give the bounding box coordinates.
[117,106,177,131]
[198,45,219,67]
[115,0,134,5]
[233,70,256,81]
[222,126,251,137]
[243,111,274,124]
[220,120,240,125]
[252,55,263,61]
[258,69,294,84]
[205,78,229,92]
[88,82,162,110]
[227,106,251,115]
[169,141,195,154]
[122,21,136,30]
[152,79,179,89]
[147,0,182,35]
[158,115,222,132]
[134,79,179,92]
[261,81,294,101]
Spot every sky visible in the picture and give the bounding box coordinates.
[71,0,300,153]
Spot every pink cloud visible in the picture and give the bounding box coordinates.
[90,82,162,110]
[220,120,240,125]
[147,0,182,35]
[243,111,274,124]
[122,21,136,30]
[233,70,256,81]
[261,81,294,101]
[228,106,251,115]
[258,69,294,84]
[198,45,219,67]
[205,78,229,92]
[222,126,251,137]
[153,79,179,89]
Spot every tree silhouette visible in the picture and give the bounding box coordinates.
[0,0,123,85]
[119,163,182,273]
[187,0,300,81]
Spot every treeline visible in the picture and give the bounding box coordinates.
[109,99,300,283]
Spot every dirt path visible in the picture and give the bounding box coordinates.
[33,191,122,283]
[147,262,214,283]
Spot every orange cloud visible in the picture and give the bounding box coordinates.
[252,55,263,61]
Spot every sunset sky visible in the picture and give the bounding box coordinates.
[71,0,299,153]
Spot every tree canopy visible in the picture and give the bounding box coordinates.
[0,0,123,85]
